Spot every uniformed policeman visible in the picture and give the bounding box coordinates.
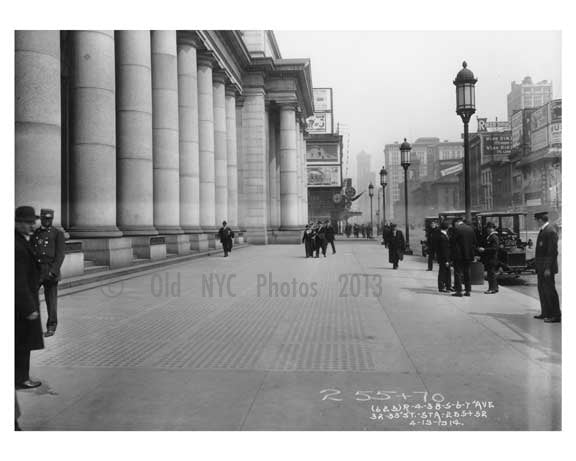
[533,211,561,323]
[31,209,65,337]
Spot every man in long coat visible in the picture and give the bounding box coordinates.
[479,221,500,294]
[451,217,477,297]
[15,206,44,389]
[437,221,452,292]
[533,212,561,323]
[302,224,314,258]
[217,220,234,257]
[387,223,406,269]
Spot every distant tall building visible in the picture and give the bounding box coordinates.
[354,150,373,222]
[412,137,440,180]
[507,76,553,120]
[384,143,402,220]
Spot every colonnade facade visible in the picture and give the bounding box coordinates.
[15,30,312,269]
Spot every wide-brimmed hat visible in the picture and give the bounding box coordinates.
[15,206,39,223]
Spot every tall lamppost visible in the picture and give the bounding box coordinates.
[453,61,477,224]
[368,182,374,237]
[379,166,388,231]
[400,138,413,255]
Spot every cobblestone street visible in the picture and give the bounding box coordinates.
[18,241,561,430]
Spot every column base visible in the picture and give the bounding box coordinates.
[68,226,123,239]
[274,228,303,244]
[155,225,184,235]
[164,234,191,255]
[189,233,209,251]
[60,240,85,278]
[81,237,133,269]
[132,236,167,260]
[119,225,159,236]
[244,226,268,245]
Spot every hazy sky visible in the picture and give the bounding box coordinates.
[274,31,561,176]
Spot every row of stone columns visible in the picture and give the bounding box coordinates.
[15,30,308,250]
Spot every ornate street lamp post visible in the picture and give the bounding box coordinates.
[368,182,374,238]
[400,138,413,255]
[379,166,388,232]
[453,61,477,223]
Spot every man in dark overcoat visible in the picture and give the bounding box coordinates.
[387,223,406,269]
[325,221,336,254]
[451,216,477,297]
[427,220,440,271]
[302,224,314,258]
[437,221,452,292]
[15,206,44,389]
[315,221,328,258]
[32,208,65,337]
[533,212,561,323]
[217,220,234,257]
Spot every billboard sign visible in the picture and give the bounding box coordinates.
[307,165,342,187]
[484,132,512,156]
[477,118,510,133]
[531,105,549,131]
[511,111,523,148]
[549,123,561,146]
[531,126,549,152]
[306,142,339,162]
[313,88,333,112]
[550,99,562,123]
[306,112,333,134]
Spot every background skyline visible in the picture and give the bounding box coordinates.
[275,31,561,176]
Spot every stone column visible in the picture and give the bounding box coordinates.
[115,31,156,236]
[197,53,216,240]
[213,71,228,225]
[225,85,239,228]
[279,104,299,231]
[68,31,130,267]
[301,130,309,224]
[15,31,62,226]
[238,74,268,244]
[235,96,247,233]
[295,123,303,226]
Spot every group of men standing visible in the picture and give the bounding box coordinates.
[344,223,372,239]
[15,207,65,394]
[302,221,336,258]
[424,212,561,322]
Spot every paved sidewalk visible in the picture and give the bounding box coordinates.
[17,241,561,430]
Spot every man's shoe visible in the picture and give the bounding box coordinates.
[426,268,433,271]
[544,317,561,323]
[464,292,471,297]
[533,314,545,319]
[452,292,463,297]
[484,290,497,294]
[44,329,56,337]
[16,380,41,390]
[449,287,456,292]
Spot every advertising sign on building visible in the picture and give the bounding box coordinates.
[306,143,339,162]
[484,132,512,156]
[307,165,342,187]
[477,118,510,133]
[307,88,334,134]
[313,88,333,112]
[549,123,561,146]
[550,99,562,123]
[511,111,523,149]
[531,104,549,131]
[531,126,549,152]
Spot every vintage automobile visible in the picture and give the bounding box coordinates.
[475,211,535,275]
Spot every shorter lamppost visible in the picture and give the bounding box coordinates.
[368,182,374,237]
[379,166,388,231]
[400,138,413,255]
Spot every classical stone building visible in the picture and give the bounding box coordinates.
[15,30,312,274]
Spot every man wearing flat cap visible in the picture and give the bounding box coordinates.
[533,212,561,323]
[15,206,44,389]
[32,209,66,337]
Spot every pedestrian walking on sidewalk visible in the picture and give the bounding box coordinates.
[32,208,65,337]
[437,221,452,292]
[478,221,499,294]
[315,221,328,258]
[451,216,476,297]
[533,211,561,323]
[387,223,405,270]
[302,224,314,258]
[218,221,234,257]
[15,206,44,390]
[325,221,336,254]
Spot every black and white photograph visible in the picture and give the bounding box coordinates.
[4,0,574,460]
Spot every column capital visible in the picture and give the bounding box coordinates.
[197,51,216,69]
[225,84,238,98]
[177,31,202,49]
[212,70,227,85]
[235,95,245,107]
[277,101,299,112]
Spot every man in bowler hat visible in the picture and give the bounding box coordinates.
[15,206,44,389]
[533,212,561,323]
[32,209,65,337]
[218,221,234,257]
[387,223,405,269]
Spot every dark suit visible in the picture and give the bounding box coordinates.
[315,225,328,257]
[535,224,561,319]
[15,231,44,384]
[218,226,234,256]
[388,230,405,268]
[32,226,65,331]
[302,229,314,257]
[325,225,336,254]
[427,227,441,270]
[451,222,477,294]
[483,231,500,292]
[437,231,451,290]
